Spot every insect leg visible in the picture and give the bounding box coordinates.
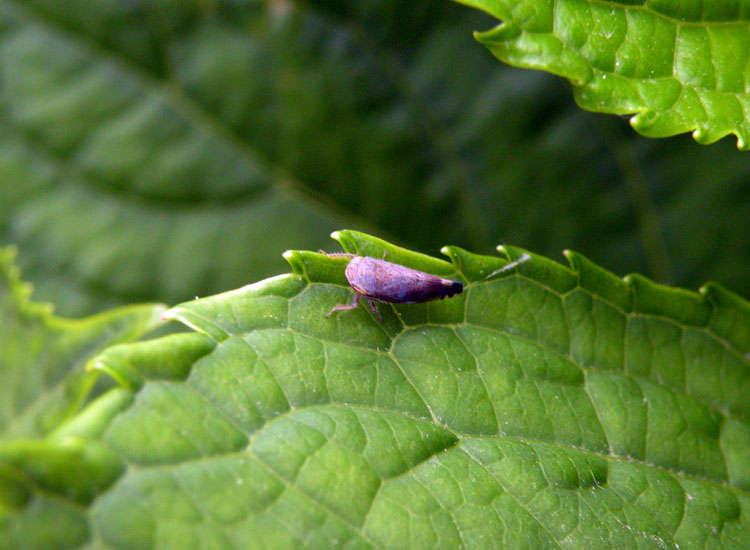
[325,293,361,317]
[366,299,382,321]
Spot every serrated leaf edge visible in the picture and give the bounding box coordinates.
[167,231,750,359]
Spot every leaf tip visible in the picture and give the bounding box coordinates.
[629,109,659,132]
[87,353,143,391]
[735,127,750,150]
[440,245,470,280]
[691,125,711,144]
[1,246,55,320]
[496,244,522,261]
[283,249,308,278]
[161,305,230,342]
[473,21,519,44]
[440,245,459,265]
[699,282,750,355]
[565,249,632,310]
[330,229,364,255]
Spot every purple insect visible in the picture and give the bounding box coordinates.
[323,253,463,320]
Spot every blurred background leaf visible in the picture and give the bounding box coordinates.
[0,247,164,440]
[0,0,748,318]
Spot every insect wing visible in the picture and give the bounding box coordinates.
[346,257,462,303]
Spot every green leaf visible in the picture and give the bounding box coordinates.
[0,246,165,439]
[6,232,749,548]
[456,0,750,148]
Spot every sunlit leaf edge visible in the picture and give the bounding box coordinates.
[167,229,750,360]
